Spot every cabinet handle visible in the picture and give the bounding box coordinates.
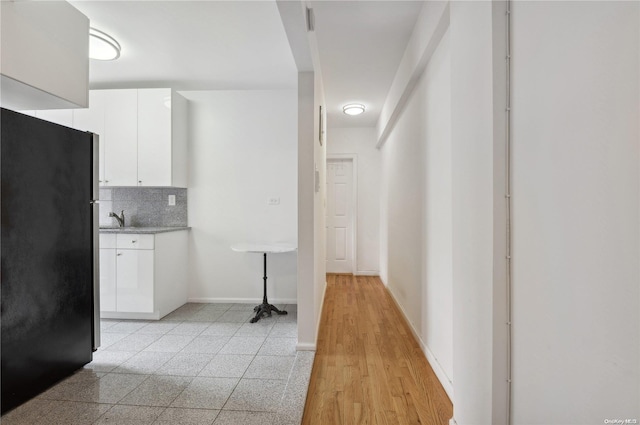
[117,252,122,256]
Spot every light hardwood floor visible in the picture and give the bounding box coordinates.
[302,274,453,425]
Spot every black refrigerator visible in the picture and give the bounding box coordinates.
[1,107,101,414]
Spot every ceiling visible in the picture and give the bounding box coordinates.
[70,1,298,90]
[311,1,422,127]
[70,0,422,129]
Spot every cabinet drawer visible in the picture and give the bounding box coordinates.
[100,234,117,249]
[116,234,154,250]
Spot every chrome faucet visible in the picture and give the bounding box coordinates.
[108,210,125,228]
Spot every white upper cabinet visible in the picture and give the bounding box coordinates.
[138,89,171,186]
[0,1,89,110]
[68,88,187,187]
[104,90,138,186]
[137,89,188,187]
[33,110,73,127]
[74,91,106,183]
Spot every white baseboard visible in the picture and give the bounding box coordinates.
[423,341,454,399]
[354,270,380,276]
[187,297,297,305]
[315,281,327,341]
[386,286,454,400]
[296,342,316,351]
[101,311,161,320]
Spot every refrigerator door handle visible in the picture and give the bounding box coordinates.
[91,133,101,352]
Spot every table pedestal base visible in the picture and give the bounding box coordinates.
[251,303,287,323]
[249,252,288,323]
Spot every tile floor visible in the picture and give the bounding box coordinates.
[1,303,314,425]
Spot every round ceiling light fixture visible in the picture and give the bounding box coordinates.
[343,104,365,116]
[89,27,121,61]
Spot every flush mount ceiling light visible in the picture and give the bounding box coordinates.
[343,104,365,116]
[89,27,121,61]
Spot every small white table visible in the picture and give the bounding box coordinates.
[231,243,297,323]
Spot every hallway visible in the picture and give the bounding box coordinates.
[302,275,452,424]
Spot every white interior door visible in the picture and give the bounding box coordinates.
[326,159,353,273]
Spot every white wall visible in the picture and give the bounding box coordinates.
[511,2,640,423]
[183,90,298,304]
[296,72,318,349]
[379,2,509,423]
[277,0,328,350]
[379,28,454,396]
[313,71,327,346]
[377,1,449,147]
[296,70,328,350]
[327,127,380,275]
[450,2,509,424]
[422,31,453,393]
[378,0,449,287]
[369,1,639,424]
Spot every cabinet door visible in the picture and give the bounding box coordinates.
[99,248,116,311]
[137,89,172,186]
[116,249,154,313]
[34,109,73,127]
[74,91,106,184]
[105,90,138,186]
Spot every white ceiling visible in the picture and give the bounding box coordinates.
[70,1,298,90]
[311,1,422,128]
[70,0,422,129]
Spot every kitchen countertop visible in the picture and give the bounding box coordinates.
[99,226,190,234]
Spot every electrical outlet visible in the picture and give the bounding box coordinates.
[168,195,176,206]
[268,197,280,205]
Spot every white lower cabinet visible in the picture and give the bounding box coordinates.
[116,249,154,313]
[99,230,188,320]
[99,248,117,311]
